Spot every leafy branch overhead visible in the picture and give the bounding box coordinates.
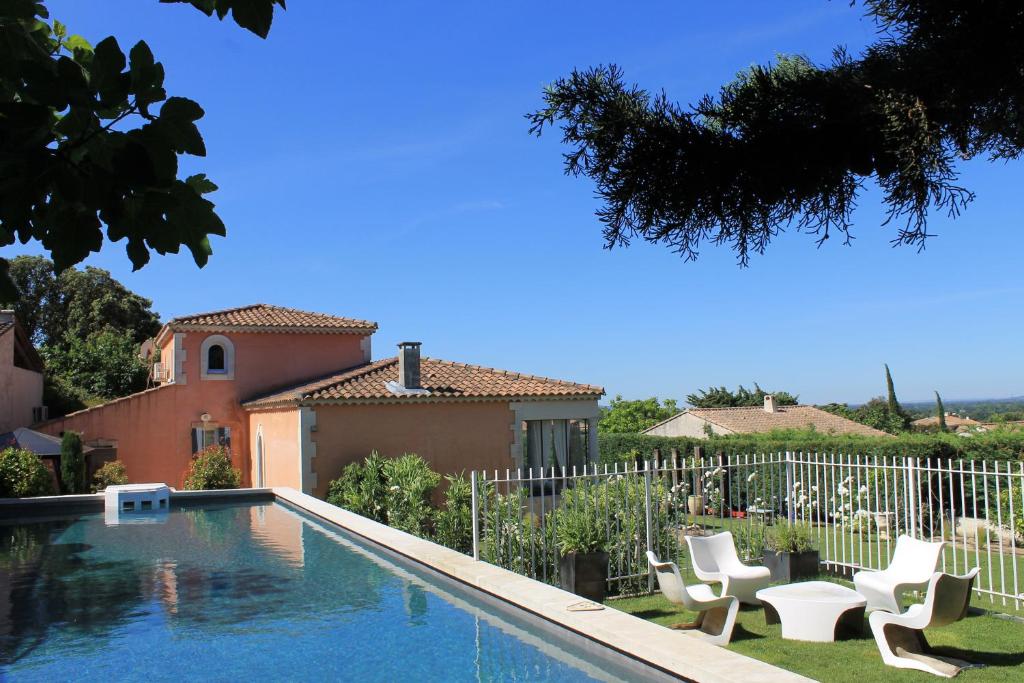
[529,2,1024,264]
[0,0,285,299]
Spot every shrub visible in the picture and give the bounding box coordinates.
[92,460,128,492]
[553,482,607,554]
[383,453,440,536]
[733,522,768,559]
[434,473,473,553]
[59,431,86,494]
[766,522,817,553]
[183,446,241,490]
[0,448,54,498]
[325,451,388,522]
[325,451,440,536]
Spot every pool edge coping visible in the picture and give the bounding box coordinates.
[272,487,812,683]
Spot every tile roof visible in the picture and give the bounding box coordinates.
[649,405,891,437]
[911,414,980,428]
[165,304,377,333]
[243,357,604,408]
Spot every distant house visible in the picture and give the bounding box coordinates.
[37,304,604,494]
[911,413,982,432]
[641,395,890,438]
[0,310,44,433]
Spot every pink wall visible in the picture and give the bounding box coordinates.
[248,409,300,489]
[308,401,517,498]
[38,329,369,488]
[0,330,42,433]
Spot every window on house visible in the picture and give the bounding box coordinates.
[191,426,231,453]
[522,419,591,494]
[207,344,226,373]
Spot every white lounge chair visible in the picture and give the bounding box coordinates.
[646,551,739,646]
[853,535,946,613]
[869,568,980,677]
[684,531,771,605]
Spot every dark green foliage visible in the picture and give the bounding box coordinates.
[821,397,910,434]
[529,2,1024,263]
[41,328,149,400]
[598,429,1024,465]
[0,448,54,498]
[183,445,241,490]
[59,431,85,494]
[686,384,798,409]
[885,364,899,415]
[325,451,440,536]
[936,391,948,432]
[553,482,607,554]
[433,473,473,553]
[0,1,283,299]
[598,395,680,433]
[92,460,128,492]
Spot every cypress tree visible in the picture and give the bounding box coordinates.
[935,391,948,432]
[59,431,85,494]
[885,364,899,415]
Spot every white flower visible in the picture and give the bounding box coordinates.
[811,485,818,492]
[390,485,400,491]
[747,472,758,482]
[792,481,801,489]
[837,485,849,496]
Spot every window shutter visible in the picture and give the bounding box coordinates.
[191,428,199,454]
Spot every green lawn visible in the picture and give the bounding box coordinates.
[605,588,1024,682]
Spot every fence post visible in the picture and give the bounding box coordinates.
[785,451,795,523]
[907,458,918,538]
[471,470,480,561]
[644,462,654,593]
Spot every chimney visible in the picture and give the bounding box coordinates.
[764,394,777,413]
[0,309,13,325]
[398,342,421,389]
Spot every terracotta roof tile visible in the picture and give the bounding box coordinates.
[167,304,376,333]
[647,405,891,437]
[243,357,604,407]
[911,414,980,428]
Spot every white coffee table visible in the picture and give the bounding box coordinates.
[756,581,866,642]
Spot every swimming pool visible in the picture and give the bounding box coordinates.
[0,501,660,682]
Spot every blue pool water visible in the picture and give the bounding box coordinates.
[0,502,648,682]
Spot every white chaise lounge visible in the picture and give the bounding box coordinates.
[869,568,980,677]
[853,535,946,613]
[646,551,739,646]
[684,531,771,605]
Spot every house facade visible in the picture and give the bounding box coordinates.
[38,305,604,494]
[642,395,890,438]
[0,310,44,433]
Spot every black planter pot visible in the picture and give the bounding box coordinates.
[559,551,609,602]
[763,549,820,582]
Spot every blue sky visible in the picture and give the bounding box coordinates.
[11,1,1023,405]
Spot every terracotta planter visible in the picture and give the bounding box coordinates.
[559,551,609,603]
[687,495,704,517]
[763,549,820,582]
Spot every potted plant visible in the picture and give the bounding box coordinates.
[555,485,609,602]
[763,521,819,582]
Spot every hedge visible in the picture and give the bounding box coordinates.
[598,428,1024,465]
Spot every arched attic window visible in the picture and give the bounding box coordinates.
[208,344,226,372]
[200,334,235,380]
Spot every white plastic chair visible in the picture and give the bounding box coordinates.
[853,535,946,613]
[684,531,771,605]
[646,551,739,646]
[869,568,980,677]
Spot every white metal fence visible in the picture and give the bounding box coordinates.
[469,453,1024,611]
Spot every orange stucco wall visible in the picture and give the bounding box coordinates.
[248,409,300,489]
[307,401,517,498]
[38,330,369,488]
[0,329,43,433]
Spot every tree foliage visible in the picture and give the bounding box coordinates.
[42,327,150,400]
[885,363,899,415]
[598,395,680,434]
[59,430,85,494]
[935,391,948,432]
[3,255,160,347]
[0,0,284,299]
[528,2,1024,263]
[686,384,798,409]
[821,397,908,435]
[0,447,53,498]
[184,445,241,490]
